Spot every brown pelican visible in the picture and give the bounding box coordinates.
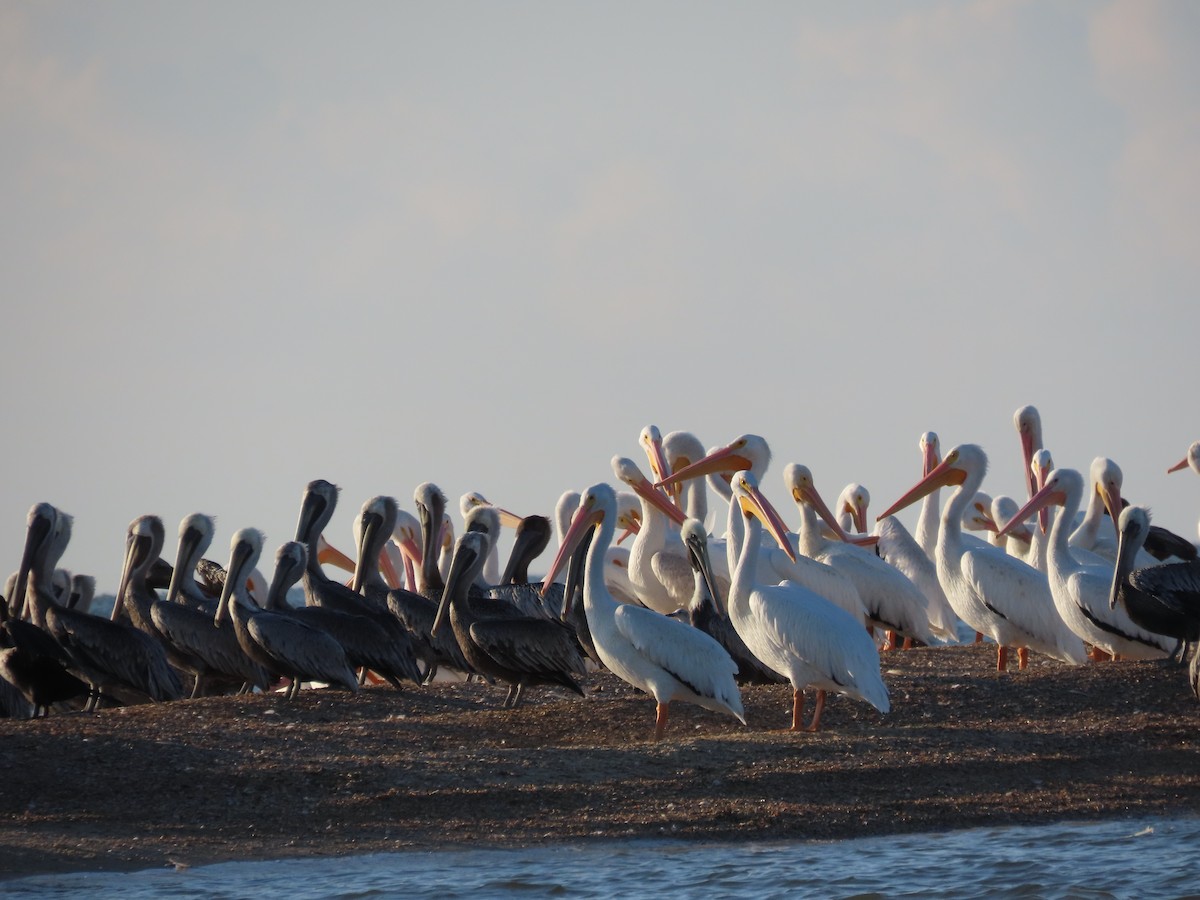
[459,491,523,585]
[543,483,745,741]
[154,514,272,697]
[1110,507,1200,666]
[433,531,586,708]
[499,515,552,586]
[267,539,422,689]
[216,528,358,699]
[19,504,183,708]
[293,480,424,686]
[112,516,208,678]
[0,584,87,717]
[350,495,409,605]
[67,574,95,614]
[162,514,223,613]
[387,483,476,681]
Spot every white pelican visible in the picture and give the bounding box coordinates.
[541,483,745,741]
[655,435,868,625]
[676,518,784,686]
[1167,441,1200,477]
[835,483,870,535]
[999,468,1171,661]
[611,455,689,613]
[727,472,889,731]
[877,444,1087,671]
[460,491,524,585]
[990,496,1034,556]
[785,463,934,647]
[914,432,942,561]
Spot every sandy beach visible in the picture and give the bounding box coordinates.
[1,643,1197,880]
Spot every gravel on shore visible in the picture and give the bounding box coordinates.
[1,643,1197,879]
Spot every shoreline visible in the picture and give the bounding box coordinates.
[2,644,1197,880]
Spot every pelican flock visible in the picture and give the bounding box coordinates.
[2,406,1198,740]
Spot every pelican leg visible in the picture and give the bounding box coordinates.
[902,637,913,651]
[997,646,1008,672]
[654,701,670,740]
[805,690,827,732]
[1088,646,1112,662]
[503,683,520,708]
[189,675,206,700]
[1016,647,1029,670]
[790,689,805,731]
[882,630,897,651]
[974,632,983,644]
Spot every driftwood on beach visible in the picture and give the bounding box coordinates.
[0,643,1197,879]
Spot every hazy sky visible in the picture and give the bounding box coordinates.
[4,1,1198,592]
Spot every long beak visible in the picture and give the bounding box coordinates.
[351,513,385,595]
[166,525,204,606]
[686,532,725,615]
[616,519,639,545]
[1098,483,1123,543]
[737,479,797,562]
[318,535,357,573]
[216,539,254,625]
[643,433,672,493]
[997,482,1063,538]
[541,503,603,597]
[493,506,524,529]
[13,509,53,622]
[433,541,478,637]
[1109,525,1141,610]
[847,501,868,536]
[629,473,687,527]
[657,444,752,490]
[1167,456,1189,474]
[561,531,592,623]
[111,532,141,623]
[796,481,869,546]
[1021,430,1037,500]
[877,457,967,521]
[923,441,939,478]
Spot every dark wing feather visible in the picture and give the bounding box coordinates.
[468,617,587,685]
[1128,560,1200,620]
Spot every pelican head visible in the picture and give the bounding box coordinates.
[216,528,265,623]
[267,541,307,610]
[836,483,871,534]
[612,456,686,526]
[657,434,771,489]
[1167,441,1200,476]
[540,482,615,598]
[998,467,1084,539]
[296,479,340,545]
[877,444,985,521]
[1111,506,1151,609]
[919,431,940,477]
[730,470,796,561]
[1014,405,1043,499]
[166,513,216,605]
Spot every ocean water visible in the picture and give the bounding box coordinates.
[4,816,1197,899]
